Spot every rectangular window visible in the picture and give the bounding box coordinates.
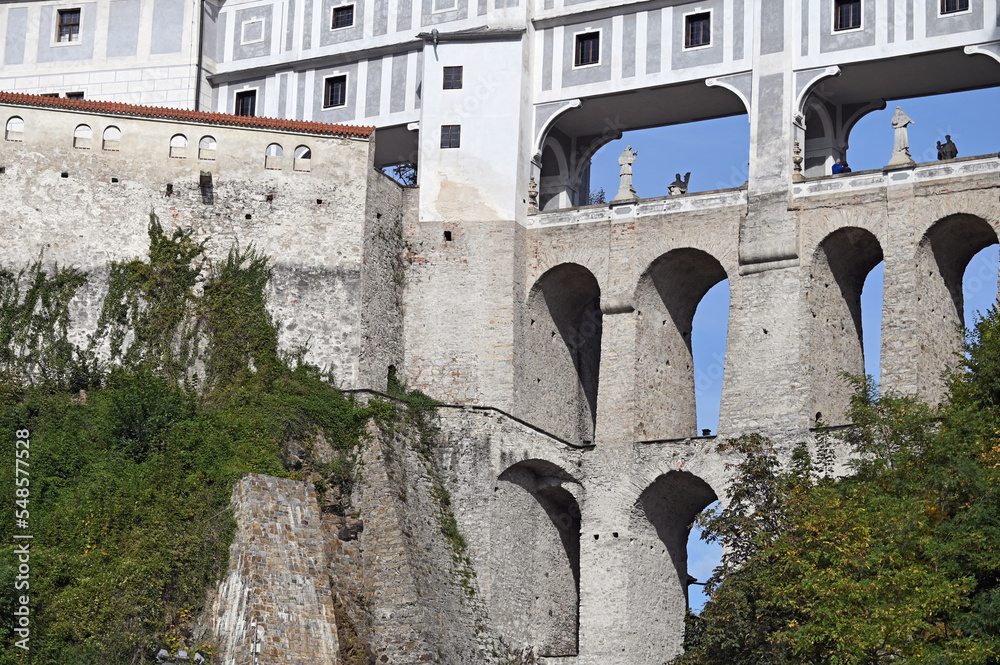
[941,0,969,12]
[65,91,84,99]
[324,75,347,108]
[235,90,256,117]
[441,125,461,149]
[834,0,862,30]
[443,66,463,90]
[332,5,354,28]
[685,12,711,48]
[574,32,599,67]
[57,9,81,43]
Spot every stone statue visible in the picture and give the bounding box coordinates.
[888,106,915,166]
[937,135,958,160]
[668,172,691,196]
[613,145,638,201]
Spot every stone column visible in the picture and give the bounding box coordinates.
[593,302,638,447]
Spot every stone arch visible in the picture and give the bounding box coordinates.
[490,459,581,656]
[516,263,602,445]
[802,99,836,176]
[73,123,92,149]
[169,133,188,158]
[293,145,312,171]
[102,126,121,151]
[5,116,23,141]
[625,470,718,662]
[634,249,729,440]
[198,136,217,160]
[265,142,283,170]
[538,135,572,210]
[914,214,999,402]
[807,227,884,425]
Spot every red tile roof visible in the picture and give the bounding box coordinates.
[0,91,374,138]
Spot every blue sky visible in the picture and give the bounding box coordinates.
[587,86,1000,612]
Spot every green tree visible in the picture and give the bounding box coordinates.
[679,308,1000,664]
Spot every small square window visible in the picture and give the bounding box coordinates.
[57,9,81,43]
[332,5,354,29]
[575,32,599,67]
[834,0,861,30]
[685,13,711,48]
[443,66,463,90]
[324,75,347,108]
[441,125,460,149]
[235,90,256,117]
[941,0,969,12]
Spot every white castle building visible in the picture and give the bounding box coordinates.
[2,0,999,220]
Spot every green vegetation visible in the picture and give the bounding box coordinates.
[678,310,1000,664]
[0,217,379,664]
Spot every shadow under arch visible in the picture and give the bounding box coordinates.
[517,263,602,445]
[626,470,718,663]
[808,227,884,425]
[634,248,728,440]
[490,459,582,656]
[915,213,999,402]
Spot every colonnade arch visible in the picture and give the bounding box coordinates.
[808,227,884,425]
[626,470,718,661]
[490,459,581,656]
[914,214,999,402]
[517,263,602,445]
[635,248,729,440]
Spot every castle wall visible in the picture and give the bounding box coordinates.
[0,100,401,388]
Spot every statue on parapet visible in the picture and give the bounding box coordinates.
[613,145,638,201]
[887,106,916,167]
[668,172,691,195]
[937,135,958,160]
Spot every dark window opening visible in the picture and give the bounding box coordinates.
[235,90,256,117]
[574,32,599,66]
[685,12,711,47]
[834,0,862,30]
[443,66,463,90]
[66,91,84,99]
[58,9,81,43]
[332,5,354,28]
[324,75,347,108]
[444,230,453,241]
[441,125,461,149]
[941,0,969,12]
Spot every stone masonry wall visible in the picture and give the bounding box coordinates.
[200,474,341,665]
[0,101,401,388]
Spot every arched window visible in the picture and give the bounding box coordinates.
[5,116,24,142]
[102,126,121,151]
[73,124,92,149]
[169,134,188,158]
[198,136,217,160]
[293,145,312,172]
[265,143,283,170]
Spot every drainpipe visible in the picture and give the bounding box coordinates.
[194,0,206,110]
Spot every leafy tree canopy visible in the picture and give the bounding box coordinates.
[678,308,1000,665]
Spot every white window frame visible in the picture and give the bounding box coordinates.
[682,8,713,51]
[831,0,864,34]
[234,86,259,116]
[432,0,457,14]
[322,73,349,109]
[52,7,83,47]
[240,18,266,45]
[938,0,971,17]
[330,3,355,29]
[571,27,603,69]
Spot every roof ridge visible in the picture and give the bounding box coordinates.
[0,91,374,139]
